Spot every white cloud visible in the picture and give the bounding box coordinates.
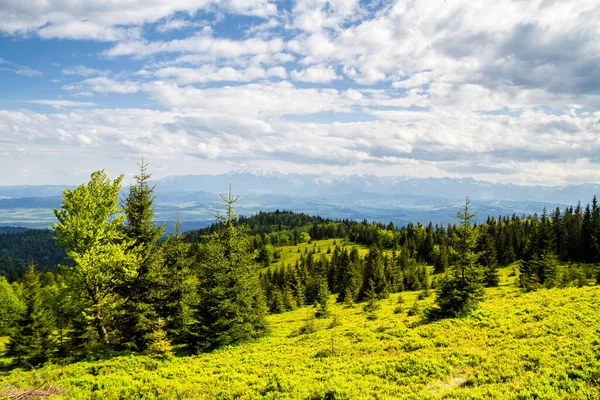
[105,34,285,59]
[1,0,600,186]
[266,66,287,79]
[291,65,339,83]
[0,58,42,77]
[63,77,140,94]
[142,81,359,117]
[155,18,197,33]
[1,103,599,185]
[63,66,110,77]
[14,67,43,77]
[26,100,97,108]
[153,66,267,85]
[0,0,277,40]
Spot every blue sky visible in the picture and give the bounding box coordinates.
[0,0,599,185]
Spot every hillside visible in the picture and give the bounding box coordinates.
[2,265,600,399]
[0,229,67,278]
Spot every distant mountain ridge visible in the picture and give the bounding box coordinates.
[153,171,600,204]
[0,171,597,231]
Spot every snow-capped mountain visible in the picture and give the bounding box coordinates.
[152,171,600,204]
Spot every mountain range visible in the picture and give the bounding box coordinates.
[0,171,598,232]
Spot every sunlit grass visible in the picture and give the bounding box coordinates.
[3,265,600,399]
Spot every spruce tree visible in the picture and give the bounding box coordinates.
[315,275,330,318]
[190,187,267,351]
[359,246,389,300]
[156,219,194,343]
[119,158,165,350]
[434,197,484,317]
[520,208,557,289]
[7,265,56,365]
[478,226,499,287]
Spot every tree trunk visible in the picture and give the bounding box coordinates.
[94,307,109,344]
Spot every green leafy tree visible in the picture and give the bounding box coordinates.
[0,276,23,336]
[7,265,56,365]
[190,187,268,351]
[118,159,165,351]
[434,197,484,317]
[53,170,139,345]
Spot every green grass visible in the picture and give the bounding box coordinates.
[269,239,370,271]
[3,266,600,399]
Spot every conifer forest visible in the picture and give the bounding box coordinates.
[2,162,600,399]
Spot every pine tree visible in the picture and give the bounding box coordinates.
[478,226,499,287]
[520,208,557,289]
[433,243,449,274]
[190,187,267,351]
[156,219,194,343]
[434,197,484,317]
[7,265,56,365]
[315,275,330,318]
[362,279,380,315]
[359,246,389,300]
[119,158,165,350]
[145,318,173,359]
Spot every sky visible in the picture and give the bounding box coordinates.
[0,0,599,186]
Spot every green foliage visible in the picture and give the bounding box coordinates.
[0,229,67,278]
[144,319,173,360]
[520,208,557,289]
[190,188,267,352]
[118,159,165,351]
[53,170,139,346]
[362,279,381,317]
[315,278,330,318]
[359,247,389,300]
[434,197,485,317]
[155,221,195,344]
[5,271,600,399]
[0,276,23,335]
[7,265,56,365]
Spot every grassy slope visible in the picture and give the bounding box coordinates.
[270,239,370,270]
[2,260,600,398]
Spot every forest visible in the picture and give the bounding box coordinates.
[1,163,600,398]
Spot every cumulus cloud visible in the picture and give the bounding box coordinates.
[104,34,285,59]
[1,0,600,185]
[291,65,339,83]
[0,103,599,185]
[142,81,361,116]
[153,66,267,85]
[0,0,277,40]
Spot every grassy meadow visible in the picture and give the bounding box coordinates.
[270,239,370,270]
[2,243,600,399]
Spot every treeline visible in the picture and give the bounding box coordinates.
[261,245,430,315]
[0,229,67,279]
